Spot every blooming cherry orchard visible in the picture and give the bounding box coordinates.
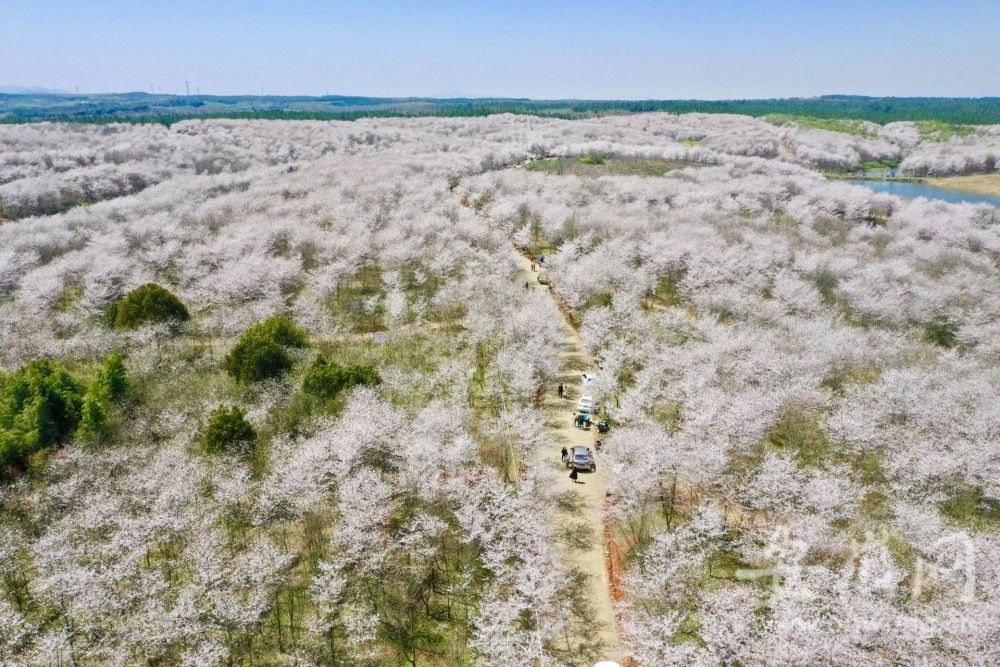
[1,112,999,665]
[465,117,1000,665]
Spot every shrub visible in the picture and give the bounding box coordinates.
[203,405,256,456]
[924,317,958,348]
[223,315,308,384]
[277,391,317,437]
[0,359,83,469]
[106,283,190,329]
[225,338,292,384]
[302,356,380,402]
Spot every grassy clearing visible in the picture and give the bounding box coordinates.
[643,272,689,310]
[914,120,976,142]
[938,484,1000,530]
[857,158,902,171]
[822,158,903,177]
[325,260,386,332]
[525,155,698,177]
[766,403,834,468]
[762,114,877,137]
[820,362,881,396]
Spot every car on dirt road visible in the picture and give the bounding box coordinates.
[537,271,552,285]
[581,372,598,385]
[566,446,596,472]
[577,394,600,413]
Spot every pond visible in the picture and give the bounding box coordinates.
[847,179,1000,207]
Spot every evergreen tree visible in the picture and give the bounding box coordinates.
[92,350,128,403]
[223,315,308,384]
[75,392,107,443]
[106,283,190,329]
[203,405,256,456]
[0,359,83,468]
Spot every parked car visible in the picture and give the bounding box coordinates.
[577,394,600,413]
[537,271,551,285]
[581,372,598,385]
[566,446,596,472]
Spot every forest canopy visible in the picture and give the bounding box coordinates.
[3,92,1000,125]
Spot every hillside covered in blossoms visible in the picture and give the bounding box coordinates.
[1,112,1000,666]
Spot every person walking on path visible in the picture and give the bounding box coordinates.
[525,281,530,290]
[569,468,579,483]
[561,447,568,464]
[558,382,564,398]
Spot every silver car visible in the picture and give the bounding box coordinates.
[566,445,596,472]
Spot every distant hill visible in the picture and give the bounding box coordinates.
[0,85,72,95]
[2,92,1000,125]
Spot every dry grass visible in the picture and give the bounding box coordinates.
[926,173,1000,197]
[526,155,699,177]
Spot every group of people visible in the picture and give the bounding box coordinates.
[573,412,592,429]
[560,447,580,483]
[526,256,545,286]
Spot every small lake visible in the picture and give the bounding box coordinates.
[847,179,1000,207]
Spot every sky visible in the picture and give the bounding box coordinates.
[3,0,999,99]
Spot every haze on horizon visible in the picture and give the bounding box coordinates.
[3,0,1000,99]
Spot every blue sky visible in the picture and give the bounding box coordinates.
[3,0,999,98]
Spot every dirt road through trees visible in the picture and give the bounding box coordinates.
[515,257,623,665]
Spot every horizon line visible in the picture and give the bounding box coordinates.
[4,89,1000,103]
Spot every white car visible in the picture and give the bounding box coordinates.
[581,372,598,386]
[577,394,600,413]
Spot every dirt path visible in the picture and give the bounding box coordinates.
[514,257,622,665]
[458,182,622,663]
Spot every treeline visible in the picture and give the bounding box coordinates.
[4,93,1000,126]
[562,95,1000,125]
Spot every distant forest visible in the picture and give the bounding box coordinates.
[3,92,1000,125]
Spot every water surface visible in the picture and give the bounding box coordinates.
[847,179,1000,207]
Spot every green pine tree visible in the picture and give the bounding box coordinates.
[75,392,108,443]
[92,350,128,403]
[0,359,83,469]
